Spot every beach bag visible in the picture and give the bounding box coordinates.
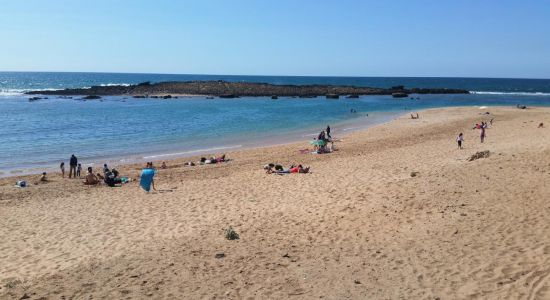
[15,180,26,188]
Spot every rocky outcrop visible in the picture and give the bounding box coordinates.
[82,95,101,100]
[392,92,409,98]
[26,81,470,98]
[468,150,490,161]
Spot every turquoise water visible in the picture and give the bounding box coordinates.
[1,72,550,175]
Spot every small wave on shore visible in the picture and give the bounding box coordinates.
[0,88,62,97]
[142,145,243,159]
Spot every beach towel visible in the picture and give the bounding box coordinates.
[139,168,155,192]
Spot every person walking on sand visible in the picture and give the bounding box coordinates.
[60,162,65,178]
[69,154,78,178]
[480,126,486,143]
[326,125,331,139]
[456,133,464,149]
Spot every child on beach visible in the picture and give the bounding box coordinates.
[60,162,65,178]
[76,163,82,178]
[456,133,464,149]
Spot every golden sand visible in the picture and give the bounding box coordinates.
[1,106,549,299]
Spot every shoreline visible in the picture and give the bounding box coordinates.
[0,109,402,179]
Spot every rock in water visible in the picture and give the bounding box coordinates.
[82,95,101,100]
[392,92,409,98]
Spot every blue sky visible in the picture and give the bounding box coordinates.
[1,0,549,78]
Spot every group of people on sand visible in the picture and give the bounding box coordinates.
[59,154,81,178]
[456,118,492,149]
[184,154,227,166]
[410,113,420,119]
[264,163,310,174]
[310,125,337,154]
[82,163,130,187]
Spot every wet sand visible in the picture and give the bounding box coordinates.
[1,106,549,299]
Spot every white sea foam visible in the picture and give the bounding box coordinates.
[471,91,550,96]
[100,83,131,87]
[0,89,26,96]
[142,145,242,159]
[0,88,60,96]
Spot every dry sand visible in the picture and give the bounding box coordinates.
[1,106,549,299]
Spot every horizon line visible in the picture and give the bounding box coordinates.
[0,70,549,81]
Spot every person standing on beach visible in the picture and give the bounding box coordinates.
[456,133,464,149]
[326,125,331,139]
[60,162,65,178]
[69,154,78,178]
[76,163,82,178]
[480,127,486,143]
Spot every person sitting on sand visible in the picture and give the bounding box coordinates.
[84,167,100,185]
[104,169,123,187]
[161,162,167,169]
[538,122,544,128]
[318,131,326,142]
[32,172,48,185]
[40,172,48,182]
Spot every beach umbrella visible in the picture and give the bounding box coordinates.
[310,140,326,146]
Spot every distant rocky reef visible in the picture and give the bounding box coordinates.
[27,80,469,98]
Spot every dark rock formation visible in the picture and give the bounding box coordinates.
[346,94,359,98]
[271,95,278,99]
[82,95,101,100]
[468,150,490,161]
[219,94,238,98]
[392,92,409,98]
[326,94,339,99]
[27,80,470,98]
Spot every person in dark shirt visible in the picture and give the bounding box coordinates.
[326,125,331,139]
[69,154,78,178]
[318,130,326,142]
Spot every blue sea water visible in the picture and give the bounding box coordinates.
[1,72,550,176]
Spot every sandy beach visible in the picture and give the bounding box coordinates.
[1,106,549,299]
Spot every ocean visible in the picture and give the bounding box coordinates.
[1,72,550,176]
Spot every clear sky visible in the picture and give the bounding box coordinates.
[1,0,549,78]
